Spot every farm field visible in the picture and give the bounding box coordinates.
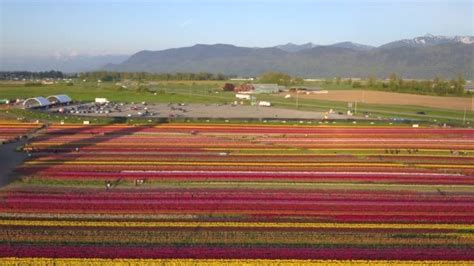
[291,90,473,111]
[0,81,232,104]
[1,81,474,125]
[0,121,42,144]
[0,123,473,264]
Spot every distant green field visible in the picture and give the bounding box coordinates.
[0,81,231,103]
[258,94,474,123]
[0,81,473,125]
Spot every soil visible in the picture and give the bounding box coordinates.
[295,90,472,111]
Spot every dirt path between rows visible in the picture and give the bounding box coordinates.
[0,139,28,187]
[0,126,48,188]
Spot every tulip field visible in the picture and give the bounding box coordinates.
[1,123,473,264]
[0,121,42,144]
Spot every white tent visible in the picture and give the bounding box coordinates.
[47,94,72,104]
[23,97,52,108]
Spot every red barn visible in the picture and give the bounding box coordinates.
[234,84,255,93]
[222,83,235,91]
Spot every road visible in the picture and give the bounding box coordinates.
[0,125,46,188]
[0,139,28,187]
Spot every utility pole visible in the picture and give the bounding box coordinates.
[471,94,473,112]
[463,107,467,125]
[296,92,299,109]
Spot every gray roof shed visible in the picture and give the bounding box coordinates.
[47,94,72,104]
[23,97,52,108]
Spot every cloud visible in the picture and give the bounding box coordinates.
[52,49,81,60]
[179,18,193,28]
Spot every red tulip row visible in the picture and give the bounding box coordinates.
[0,123,41,143]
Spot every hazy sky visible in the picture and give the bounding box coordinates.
[1,0,473,57]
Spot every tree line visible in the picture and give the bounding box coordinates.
[370,74,466,96]
[326,73,467,96]
[258,72,303,86]
[78,71,230,82]
[0,71,65,80]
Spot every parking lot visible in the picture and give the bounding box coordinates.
[48,102,361,120]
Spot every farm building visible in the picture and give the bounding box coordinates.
[290,86,328,94]
[234,83,283,94]
[464,85,474,92]
[234,84,255,93]
[41,80,55,85]
[23,97,52,108]
[47,95,72,105]
[230,77,254,81]
[290,86,322,92]
[253,84,283,94]
[222,83,235,91]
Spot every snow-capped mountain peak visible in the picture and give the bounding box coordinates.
[454,36,474,44]
[380,34,474,49]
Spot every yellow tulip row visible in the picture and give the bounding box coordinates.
[1,258,472,266]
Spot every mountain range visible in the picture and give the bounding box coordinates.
[0,54,128,73]
[105,35,474,79]
[2,34,473,78]
[276,41,374,52]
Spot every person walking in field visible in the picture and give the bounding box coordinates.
[105,180,111,190]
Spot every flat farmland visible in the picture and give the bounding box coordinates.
[0,123,473,264]
[3,81,474,124]
[296,90,473,111]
